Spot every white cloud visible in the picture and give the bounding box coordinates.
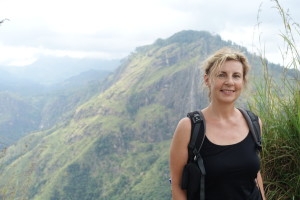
[0,43,120,67]
[0,44,38,66]
[0,0,299,67]
[40,48,116,60]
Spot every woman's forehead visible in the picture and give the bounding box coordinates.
[218,60,243,73]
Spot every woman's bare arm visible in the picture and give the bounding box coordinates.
[170,117,191,200]
[257,118,266,200]
[257,171,266,200]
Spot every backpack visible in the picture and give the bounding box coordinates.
[180,108,262,200]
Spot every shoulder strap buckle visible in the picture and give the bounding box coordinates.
[192,113,202,123]
[187,111,202,124]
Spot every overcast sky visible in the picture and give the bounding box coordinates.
[0,0,299,69]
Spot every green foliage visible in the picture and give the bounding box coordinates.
[126,91,155,116]
[250,1,300,199]
[51,164,101,200]
[0,92,41,148]
[0,71,108,149]
[252,88,300,199]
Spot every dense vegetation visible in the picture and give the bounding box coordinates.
[250,1,300,199]
[0,70,109,149]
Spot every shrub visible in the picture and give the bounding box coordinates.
[250,1,300,199]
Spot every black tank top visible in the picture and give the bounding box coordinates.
[200,131,261,200]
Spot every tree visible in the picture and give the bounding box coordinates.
[0,18,9,25]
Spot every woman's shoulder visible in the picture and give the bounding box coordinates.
[171,117,192,154]
[177,117,192,131]
[173,117,192,140]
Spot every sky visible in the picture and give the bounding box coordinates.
[0,0,299,69]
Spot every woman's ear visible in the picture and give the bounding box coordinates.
[204,74,210,87]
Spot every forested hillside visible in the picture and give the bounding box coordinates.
[0,70,110,149]
[0,30,283,199]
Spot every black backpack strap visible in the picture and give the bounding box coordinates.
[197,155,205,200]
[187,111,206,200]
[187,111,206,160]
[187,112,202,151]
[238,108,262,152]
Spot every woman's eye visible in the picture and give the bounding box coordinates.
[217,74,225,77]
[233,74,241,78]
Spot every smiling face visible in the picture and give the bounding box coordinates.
[205,60,244,104]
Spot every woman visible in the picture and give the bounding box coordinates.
[169,47,266,200]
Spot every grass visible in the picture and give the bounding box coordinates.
[249,1,300,199]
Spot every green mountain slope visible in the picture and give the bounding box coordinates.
[0,92,40,149]
[0,70,110,149]
[0,30,278,199]
[36,69,110,130]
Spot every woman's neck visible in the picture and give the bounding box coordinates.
[204,102,237,120]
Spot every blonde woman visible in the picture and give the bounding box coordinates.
[170,48,266,200]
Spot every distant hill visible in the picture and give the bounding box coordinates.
[0,69,110,149]
[0,92,40,149]
[0,69,45,96]
[0,56,119,85]
[0,30,285,199]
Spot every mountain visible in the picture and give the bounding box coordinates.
[36,69,112,130]
[0,69,45,96]
[0,92,41,149]
[51,69,110,90]
[0,69,111,149]
[0,30,282,199]
[0,56,120,85]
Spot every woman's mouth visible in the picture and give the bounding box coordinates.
[220,89,235,94]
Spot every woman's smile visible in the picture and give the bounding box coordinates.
[220,89,235,94]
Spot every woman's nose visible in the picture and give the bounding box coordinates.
[224,77,234,85]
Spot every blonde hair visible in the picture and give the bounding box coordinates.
[202,47,251,99]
